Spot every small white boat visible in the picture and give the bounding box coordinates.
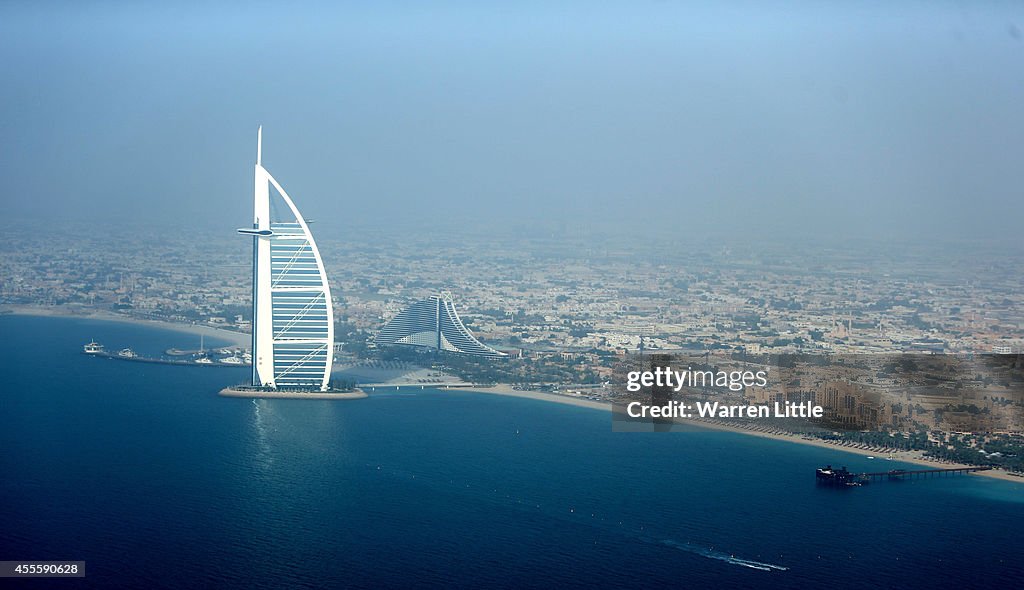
[83,340,104,354]
[195,357,214,364]
[117,348,137,358]
[219,356,243,365]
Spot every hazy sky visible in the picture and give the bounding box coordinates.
[2,1,1022,243]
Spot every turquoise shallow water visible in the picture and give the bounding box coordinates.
[1,315,1021,588]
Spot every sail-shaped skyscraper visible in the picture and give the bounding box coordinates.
[238,128,334,391]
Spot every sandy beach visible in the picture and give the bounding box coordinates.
[5,306,1019,486]
[4,305,251,348]
[464,384,611,412]
[464,384,1024,485]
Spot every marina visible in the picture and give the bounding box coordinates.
[82,340,251,368]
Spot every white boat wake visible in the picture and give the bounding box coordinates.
[662,540,788,571]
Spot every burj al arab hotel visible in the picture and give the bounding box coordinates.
[238,128,334,391]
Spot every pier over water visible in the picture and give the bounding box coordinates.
[816,464,991,487]
[861,466,991,481]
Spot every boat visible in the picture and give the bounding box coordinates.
[117,348,137,358]
[220,356,243,365]
[816,465,867,487]
[193,334,215,364]
[83,340,104,354]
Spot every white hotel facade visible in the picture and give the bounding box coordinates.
[238,128,334,390]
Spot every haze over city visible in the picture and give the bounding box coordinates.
[2,1,1022,243]
[4,2,1024,588]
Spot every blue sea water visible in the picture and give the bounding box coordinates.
[1,314,1022,589]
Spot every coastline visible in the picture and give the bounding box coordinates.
[462,384,611,412]
[3,305,251,348]
[4,306,1018,485]
[464,384,1024,485]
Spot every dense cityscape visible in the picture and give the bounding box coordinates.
[3,218,1022,471]
[5,219,1021,355]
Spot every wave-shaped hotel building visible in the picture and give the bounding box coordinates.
[377,292,506,358]
[237,128,334,391]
